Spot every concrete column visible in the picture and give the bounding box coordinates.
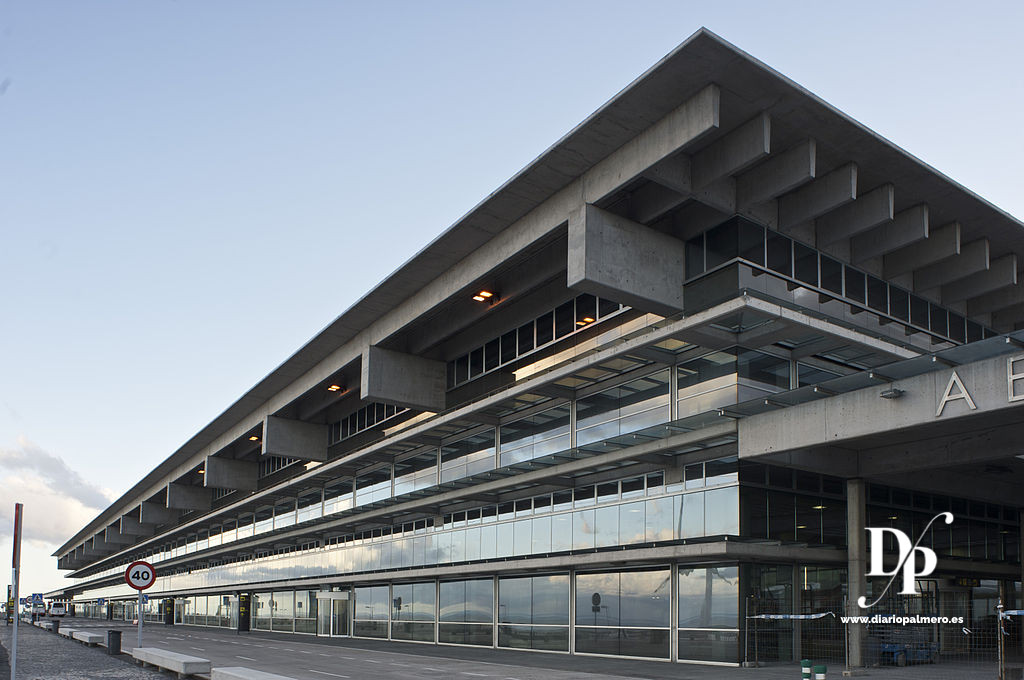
[361,345,446,412]
[204,456,259,490]
[567,204,686,316]
[847,478,867,668]
[263,415,328,461]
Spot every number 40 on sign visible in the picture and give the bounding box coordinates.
[125,561,155,590]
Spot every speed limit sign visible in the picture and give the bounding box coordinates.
[125,561,155,590]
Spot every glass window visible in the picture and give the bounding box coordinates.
[554,301,575,339]
[391,581,435,642]
[499,404,570,466]
[439,579,493,623]
[930,304,948,336]
[867,275,887,313]
[500,330,517,364]
[844,267,865,304]
[576,370,669,447]
[574,568,671,659]
[271,591,294,632]
[686,235,706,277]
[820,255,843,295]
[737,351,789,389]
[441,431,495,482]
[910,294,929,328]
[738,219,765,265]
[793,243,817,285]
[766,231,791,276]
[353,585,389,638]
[484,339,500,372]
[576,294,597,327]
[517,322,535,355]
[536,311,554,346]
[706,220,738,269]
[355,466,391,506]
[294,591,317,634]
[889,286,909,321]
[394,451,438,495]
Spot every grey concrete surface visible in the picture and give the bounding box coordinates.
[14,620,1007,680]
[0,622,162,680]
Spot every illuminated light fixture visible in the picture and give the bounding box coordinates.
[198,469,205,475]
[812,505,827,510]
[888,515,899,520]
[249,435,260,441]
[327,384,343,392]
[576,316,596,326]
[473,290,498,304]
[796,525,807,529]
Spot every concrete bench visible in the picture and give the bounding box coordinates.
[132,647,211,679]
[58,627,78,638]
[39,620,54,630]
[212,668,298,680]
[72,630,105,646]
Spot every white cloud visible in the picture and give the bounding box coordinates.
[0,437,115,546]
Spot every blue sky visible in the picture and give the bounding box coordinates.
[2,0,1022,596]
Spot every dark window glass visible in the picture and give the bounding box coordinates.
[484,339,499,372]
[889,287,909,321]
[469,347,484,377]
[949,313,966,343]
[576,294,597,326]
[793,243,818,285]
[766,231,792,275]
[844,268,865,303]
[738,350,789,389]
[706,220,738,269]
[536,312,554,345]
[501,331,517,364]
[820,256,843,295]
[597,297,620,318]
[967,321,984,343]
[738,219,765,265]
[768,466,792,489]
[930,304,948,336]
[910,295,929,327]
[686,235,705,278]
[554,301,575,339]
[867,276,887,313]
[517,322,535,355]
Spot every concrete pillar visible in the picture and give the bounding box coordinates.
[204,456,259,490]
[263,415,328,461]
[140,501,178,526]
[567,204,686,316]
[360,345,446,412]
[847,478,867,668]
[166,482,212,511]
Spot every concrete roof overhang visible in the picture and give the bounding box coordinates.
[56,28,1024,558]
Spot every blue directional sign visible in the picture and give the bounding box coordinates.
[142,594,149,604]
[31,593,43,603]
[97,598,106,605]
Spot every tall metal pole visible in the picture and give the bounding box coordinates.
[138,590,143,649]
[11,503,24,680]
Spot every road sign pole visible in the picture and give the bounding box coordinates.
[11,503,23,680]
[138,589,143,649]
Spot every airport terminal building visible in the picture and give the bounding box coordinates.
[50,29,1024,668]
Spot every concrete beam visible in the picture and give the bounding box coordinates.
[583,84,720,204]
[736,139,816,207]
[567,203,685,316]
[360,346,446,412]
[777,162,857,229]
[850,204,928,263]
[992,304,1024,333]
[119,516,153,537]
[263,414,328,461]
[913,239,989,291]
[104,525,132,545]
[166,482,212,512]
[941,254,1017,304]
[90,535,114,555]
[140,501,178,526]
[690,112,770,188]
[815,183,894,247]
[884,222,960,278]
[969,284,1024,316]
[204,456,259,491]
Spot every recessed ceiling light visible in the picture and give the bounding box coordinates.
[198,469,205,475]
[249,436,259,441]
[327,384,342,392]
[812,505,826,510]
[473,291,498,303]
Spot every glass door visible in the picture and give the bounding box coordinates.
[332,598,349,637]
[317,599,332,636]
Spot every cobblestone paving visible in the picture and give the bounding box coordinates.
[0,622,163,680]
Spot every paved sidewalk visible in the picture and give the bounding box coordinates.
[0,622,160,680]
